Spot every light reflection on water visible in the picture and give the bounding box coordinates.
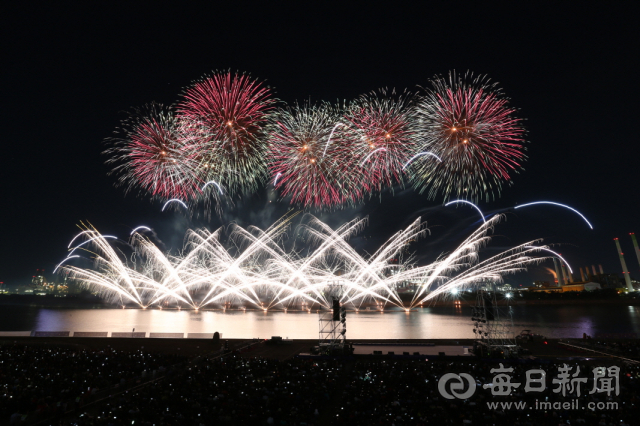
[0,305,637,339]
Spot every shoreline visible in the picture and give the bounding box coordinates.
[1,293,638,309]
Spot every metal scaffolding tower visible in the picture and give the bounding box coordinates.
[472,283,516,356]
[318,283,347,354]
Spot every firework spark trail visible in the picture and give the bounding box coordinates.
[360,148,387,167]
[202,180,224,194]
[295,216,404,307]
[423,242,545,302]
[68,235,117,256]
[66,226,145,305]
[59,215,551,310]
[131,226,151,235]
[68,230,93,248]
[525,246,573,273]
[445,200,486,223]
[53,255,80,273]
[198,215,301,307]
[515,201,593,229]
[321,123,347,158]
[161,199,188,211]
[402,151,443,170]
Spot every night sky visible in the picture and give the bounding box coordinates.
[2,3,639,287]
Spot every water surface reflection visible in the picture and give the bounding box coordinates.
[0,305,630,339]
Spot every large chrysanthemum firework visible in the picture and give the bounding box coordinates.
[346,89,419,192]
[105,104,205,201]
[266,103,367,208]
[177,71,275,195]
[409,72,526,202]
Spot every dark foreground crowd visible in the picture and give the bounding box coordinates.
[1,343,184,424]
[2,342,640,426]
[570,338,640,358]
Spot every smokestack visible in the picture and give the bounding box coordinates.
[591,265,597,276]
[631,233,640,273]
[614,238,634,292]
[580,267,586,282]
[599,264,604,274]
[560,261,570,285]
[553,258,563,287]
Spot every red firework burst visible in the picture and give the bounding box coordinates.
[411,72,526,201]
[177,71,275,194]
[106,105,205,201]
[346,90,418,192]
[266,103,368,209]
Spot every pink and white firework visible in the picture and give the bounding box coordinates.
[409,72,526,201]
[104,70,529,210]
[177,71,276,195]
[106,104,205,202]
[266,103,368,209]
[346,89,419,192]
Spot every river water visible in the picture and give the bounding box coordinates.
[2,304,639,339]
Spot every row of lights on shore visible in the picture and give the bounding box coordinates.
[119,302,428,312]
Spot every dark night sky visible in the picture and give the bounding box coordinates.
[2,3,639,287]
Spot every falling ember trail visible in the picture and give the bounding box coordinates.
[58,215,549,310]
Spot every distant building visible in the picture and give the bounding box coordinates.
[495,284,513,292]
[529,282,602,293]
[589,273,621,289]
[32,269,46,287]
[561,282,601,292]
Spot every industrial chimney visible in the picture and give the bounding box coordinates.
[553,258,563,287]
[614,238,634,292]
[560,261,570,285]
[631,233,640,272]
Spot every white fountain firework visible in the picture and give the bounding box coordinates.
[58,214,548,310]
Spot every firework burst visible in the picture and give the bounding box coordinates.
[104,70,529,210]
[266,102,367,208]
[346,89,419,192]
[409,72,526,202]
[105,104,206,202]
[177,71,276,195]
